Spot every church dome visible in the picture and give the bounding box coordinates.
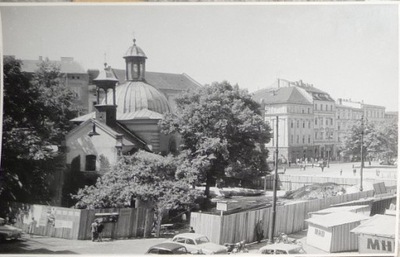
[110,81,171,115]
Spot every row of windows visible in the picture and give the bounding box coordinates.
[290,120,312,129]
[366,110,384,119]
[315,103,334,112]
[315,117,334,126]
[315,131,334,140]
[290,135,312,144]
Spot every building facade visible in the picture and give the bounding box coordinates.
[253,84,315,163]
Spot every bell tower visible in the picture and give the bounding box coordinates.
[123,38,147,81]
[93,63,119,127]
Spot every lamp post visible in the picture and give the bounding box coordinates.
[268,116,279,244]
[360,115,364,192]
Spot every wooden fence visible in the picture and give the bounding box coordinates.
[267,174,397,191]
[191,190,375,244]
[11,203,153,240]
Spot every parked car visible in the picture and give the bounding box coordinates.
[171,233,227,254]
[258,243,306,255]
[146,242,191,254]
[0,218,22,242]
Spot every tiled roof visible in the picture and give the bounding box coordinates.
[91,69,201,91]
[20,58,86,74]
[71,109,164,123]
[252,86,313,105]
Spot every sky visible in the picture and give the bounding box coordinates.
[1,3,398,111]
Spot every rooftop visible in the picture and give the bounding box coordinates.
[20,57,87,74]
[252,86,313,106]
[306,211,369,228]
[351,214,396,238]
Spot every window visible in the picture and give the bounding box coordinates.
[330,119,333,125]
[302,109,304,114]
[297,121,299,128]
[296,135,299,144]
[326,105,328,111]
[308,108,310,114]
[308,135,311,143]
[315,118,317,125]
[315,104,317,110]
[291,135,294,144]
[308,121,311,128]
[326,119,328,125]
[186,239,195,245]
[85,155,96,171]
[303,121,305,128]
[302,136,305,144]
[291,121,293,128]
[315,132,318,139]
[320,104,323,110]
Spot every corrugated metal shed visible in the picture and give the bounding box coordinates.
[306,212,369,253]
[351,215,396,254]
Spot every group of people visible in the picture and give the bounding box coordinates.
[91,219,105,242]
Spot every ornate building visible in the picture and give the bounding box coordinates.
[62,39,200,206]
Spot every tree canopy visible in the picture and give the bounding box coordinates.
[159,81,271,198]
[73,151,202,236]
[342,119,398,162]
[0,56,79,215]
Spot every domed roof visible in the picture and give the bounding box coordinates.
[124,39,147,59]
[108,81,171,115]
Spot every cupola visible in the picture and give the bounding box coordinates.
[93,63,119,127]
[124,39,147,81]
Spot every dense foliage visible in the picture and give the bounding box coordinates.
[342,119,398,163]
[72,151,202,236]
[0,56,79,215]
[160,81,271,198]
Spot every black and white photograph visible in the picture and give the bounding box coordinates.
[0,3,398,256]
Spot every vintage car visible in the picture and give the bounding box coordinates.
[171,233,227,254]
[258,243,306,255]
[0,218,22,242]
[146,242,190,255]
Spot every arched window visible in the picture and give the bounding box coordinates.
[86,155,96,171]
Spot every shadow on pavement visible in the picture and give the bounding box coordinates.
[0,240,76,254]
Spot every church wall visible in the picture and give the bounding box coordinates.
[66,124,118,172]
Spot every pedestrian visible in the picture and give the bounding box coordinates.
[255,220,264,243]
[353,168,356,176]
[91,219,98,242]
[28,217,37,238]
[340,169,342,176]
[189,227,195,233]
[97,219,104,242]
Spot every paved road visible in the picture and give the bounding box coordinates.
[0,234,166,254]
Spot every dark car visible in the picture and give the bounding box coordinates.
[146,242,190,255]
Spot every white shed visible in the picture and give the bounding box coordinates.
[306,212,369,253]
[351,214,395,254]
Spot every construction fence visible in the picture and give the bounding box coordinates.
[191,190,377,245]
[11,203,153,240]
[264,174,397,191]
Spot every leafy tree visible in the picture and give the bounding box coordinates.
[342,119,398,163]
[160,81,271,199]
[72,151,202,237]
[0,56,79,215]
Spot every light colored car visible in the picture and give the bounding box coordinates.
[0,218,22,242]
[146,242,190,255]
[171,233,227,254]
[258,243,306,255]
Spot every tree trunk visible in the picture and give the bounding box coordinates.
[155,210,163,238]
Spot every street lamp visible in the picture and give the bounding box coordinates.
[360,115,365,192]
[268,116,279,244]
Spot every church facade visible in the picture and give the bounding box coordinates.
[61,39,200,206]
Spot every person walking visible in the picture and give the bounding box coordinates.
[97,219,104,242]
[255,220,264,243]
[91,219,98,242]
[28,217,37,238]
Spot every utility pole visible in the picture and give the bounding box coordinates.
[360,115,364,192]
[268,116,279,243]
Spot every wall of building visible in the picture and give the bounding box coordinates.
[306,224,332,252]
